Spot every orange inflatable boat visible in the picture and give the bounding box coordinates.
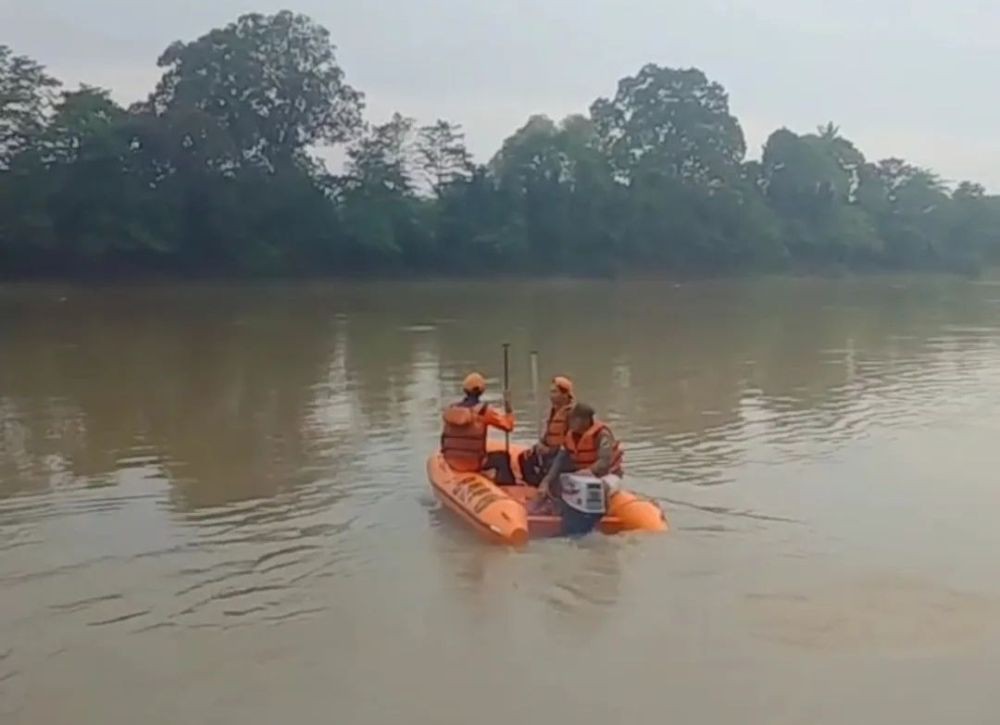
[427,442,668,545]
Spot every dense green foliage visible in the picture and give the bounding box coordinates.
[2,12,999,278]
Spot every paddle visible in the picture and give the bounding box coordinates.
[527,349,559,513]
[530,350,541,439]
[502,342,511,455]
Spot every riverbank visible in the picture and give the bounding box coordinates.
[1,260,993,287]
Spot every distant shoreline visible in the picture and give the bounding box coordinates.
[1,266,992,288]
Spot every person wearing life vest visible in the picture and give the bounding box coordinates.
[440,372,517,484]
[538,402,623,498]
[518,375,575,486]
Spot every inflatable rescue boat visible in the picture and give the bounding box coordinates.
[427,441,668,545]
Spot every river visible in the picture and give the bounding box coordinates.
[2,278,1000,724]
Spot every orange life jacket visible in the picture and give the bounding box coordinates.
[543,400,574,449]
[440,403,488,472]
[563,421,623,476]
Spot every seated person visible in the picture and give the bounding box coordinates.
[440,372,516,484]
[537,403,623,531]
[518,375,575,486]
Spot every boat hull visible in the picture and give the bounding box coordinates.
[427,442,668,545]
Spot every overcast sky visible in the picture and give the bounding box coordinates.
[3,0,999,189]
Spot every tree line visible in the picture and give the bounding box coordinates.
[2,10,999,278]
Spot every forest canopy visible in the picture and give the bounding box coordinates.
[2,11,999,278]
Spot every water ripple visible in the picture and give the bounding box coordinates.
[5,279,1000,716]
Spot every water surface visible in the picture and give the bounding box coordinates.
[3,278,1000,724]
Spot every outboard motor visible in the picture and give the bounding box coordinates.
[557,473,608,535]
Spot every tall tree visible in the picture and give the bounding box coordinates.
[490,115,591,267]
[150,11,363,170]
[42,87,176,267]
[341,113,431,264]
[590,64,746,185]
[416,120,473,196]
[945,182,1000,268]
[345,113,418,194]
[762,127,866,212]
[0,45,60,166]
[761,127,881,264]
[871,158,951,265]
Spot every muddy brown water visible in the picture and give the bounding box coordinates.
[3,278,1000,724]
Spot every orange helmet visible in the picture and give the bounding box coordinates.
[551,376,574,395]
[462,372,487,395]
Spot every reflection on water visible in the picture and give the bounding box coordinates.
[3,277,1000,724]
